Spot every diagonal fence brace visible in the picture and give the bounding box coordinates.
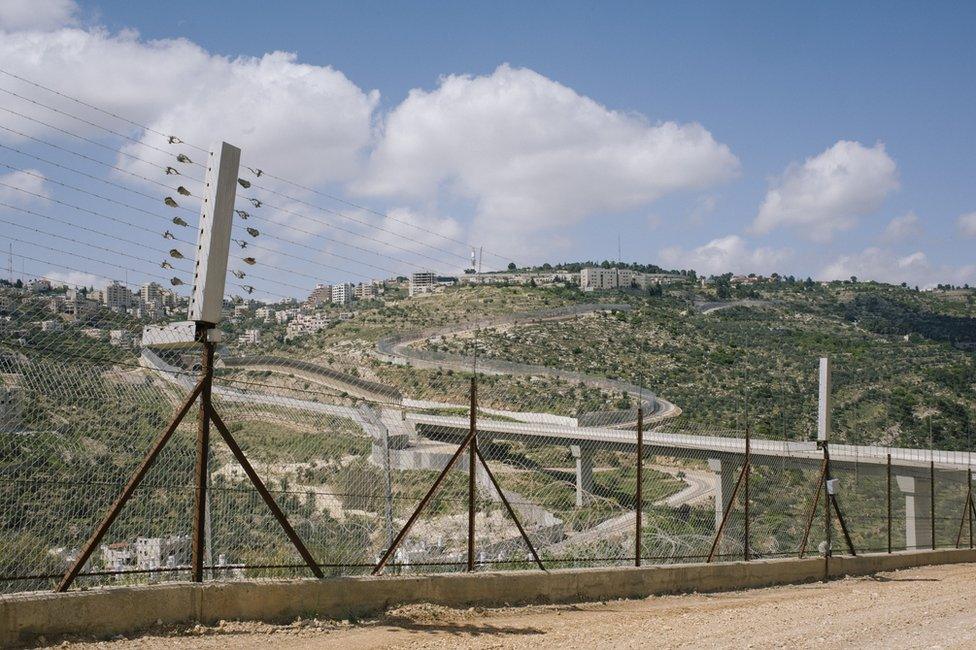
[56,379,206,592]
[210,409,323,578]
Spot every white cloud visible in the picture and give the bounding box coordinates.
[957,212,976,238]
[357,64,739,252]
[0,27,379,186]
[0,169,49,204]
[0,0,78,32]
[753,141,899,242]
[821,248,976,288]
[659,235,791,277]
[881,211,922,243]
[45,270,102,289]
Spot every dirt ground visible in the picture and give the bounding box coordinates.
[36,562,976,649]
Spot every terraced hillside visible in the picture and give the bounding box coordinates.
[423,281,976,448]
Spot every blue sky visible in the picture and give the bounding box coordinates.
[0,0,974,296]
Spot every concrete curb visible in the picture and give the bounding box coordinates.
[3,549,974,647]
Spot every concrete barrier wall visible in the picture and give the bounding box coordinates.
[3,549,974,647]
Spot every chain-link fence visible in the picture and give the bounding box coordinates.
[3,299,975,594]
[1,64,974,601]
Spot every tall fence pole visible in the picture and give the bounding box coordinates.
[886,453,892,554]
[635,406,643,567]
[824,443,832,557]
[744,422,750,562]
[931,460,936,549]
[819,358,832,558]
[191,336,215,582]
[467,376,477,572]
[970,467,974,549]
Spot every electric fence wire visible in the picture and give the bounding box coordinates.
[2,98,472,273]
[1,117,451,281]
[0,66,514,270]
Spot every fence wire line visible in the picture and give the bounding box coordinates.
[2,70,975,594]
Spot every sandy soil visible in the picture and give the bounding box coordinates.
[37,562,976,649]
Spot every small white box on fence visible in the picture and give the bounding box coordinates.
[826,478,840,495]
[141,321,198,349]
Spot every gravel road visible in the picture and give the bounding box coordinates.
[39,562,976,649]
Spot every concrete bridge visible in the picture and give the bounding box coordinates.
[408,412,975,551]
[143,348,971,553]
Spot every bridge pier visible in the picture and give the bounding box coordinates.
[896,475,933,550]
[708,458,737,552]
[569,445,594,507]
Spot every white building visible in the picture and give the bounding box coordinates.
[101,542,133,571]
[103,281,133,311]
[233,303,251,317]
[275,309,297,324]
[331,283,354,305]
[40,320,62,332]
[354,283,377,301]
[306,283,333,307]
[240,329,261,345]
[140,282,163,306]
[134,534,189,571]
[580,268,681,292]
[64,294,101,321]
[27,279,51,293]
[286,313,334,338]
[409,271,436,297]
[581,267,629,291]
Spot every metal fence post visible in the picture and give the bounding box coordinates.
[886,453,892,554]
[192,336,215,582]
[744,422,750,561]
[930,460,936,550]
[824,443,832,558]
[467,376,477,572]
[635,406,643,567]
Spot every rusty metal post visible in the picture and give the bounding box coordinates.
[887,454,891,553]
[886,453,892,554]
[798,459,826,558]
[707,456,747,563]
[931,460,936,550]
[970,467,974,549]
[635,406,643,567]
[474,447,545,571]
[824,443,832,557]
[373,421,480,575]
[744,423,750,562]
[824,443,855,556]
[467,376,477,572]
[56,380,205,592]
[956,480,970,548]
[192,338,214,583]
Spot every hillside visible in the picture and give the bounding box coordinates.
[410,280,976,449]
